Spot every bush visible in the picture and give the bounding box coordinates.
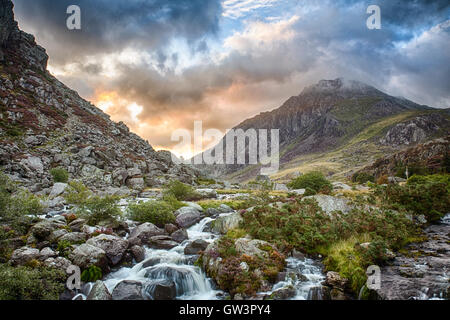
[352,172,375,184]
[376,175,388,185]
[64,180,92,206]
[0,264,65,300]
[50,167,69,183]
[380,180,449,222]
[127,200,175,227]
[0,172,42,236]
[163,180,201,201]
[288,171,332,193]
[81,266,102,283]
[78,195,122,226]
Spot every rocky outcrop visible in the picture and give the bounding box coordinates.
[303,195,353,215]
[213,211,243,234]
[86,234,129,266]
[0,0,200,192]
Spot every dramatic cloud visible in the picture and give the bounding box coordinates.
[11,0,450,158]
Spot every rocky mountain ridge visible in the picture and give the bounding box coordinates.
[200,78,449,181]
[0,0,200,194]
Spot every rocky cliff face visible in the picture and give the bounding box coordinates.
[0,0,199,192]
[200,78,448,180]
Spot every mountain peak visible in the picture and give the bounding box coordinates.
[301,78,381,97]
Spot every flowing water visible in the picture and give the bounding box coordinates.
[78,204,326,300]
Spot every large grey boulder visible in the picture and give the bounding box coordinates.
[130,245,145,263]
[127,177,145,190]
[171,229,188,243]
[303,195,353,215]
[49,183,68,199]
[128,222,166,246]
[69,243,108,270]
[213,212,243,234]
[148,236,179,250]
[175,207,202,228]
[59,232,86,244]
[86,234,129,265]
[10,246,40,266]
[195,188,217,199]
[42,257,72,272]
[112,280,144,300]
[87,281,112,300]
[146,280,177,300]
[273,183,289,191]
[30,220,59,240]
[20,156,43,174]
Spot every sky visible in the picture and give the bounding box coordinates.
[11,0,450,159]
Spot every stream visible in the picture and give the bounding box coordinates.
[76,209,326,300]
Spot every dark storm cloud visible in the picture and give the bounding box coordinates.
[12,0,222,64]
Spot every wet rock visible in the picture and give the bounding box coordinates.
[128,222,166,246]
[175,208,202,228]
[169,229,186,243]
[147,280,177,300]
[269,285,296,300]
[149,235,179,250]
[142,258,161,268]
[87,281,112,300]
[184,239,209,255]
[10,246,40,266]
[86,234,129,265]
[164,223,178,234]
[112,280,144,300]
[217,204,233,214]
[130,245,145,263]
[307,286,331,300]
[205,208,220,217]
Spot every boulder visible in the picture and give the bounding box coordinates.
[195,188,217,199]
[213,212,243,234]
[112,280,143,300]
[273,183,289,191]
[325,271,349,290]
[171,229,188,243]
[87,281,112,300]
[30,220,58,240]
[164,223,179,234]
[303,195,353,215]
[42,257,72,272]
[234,238,271,257]
[269,285,297,300]
[39,247,57,260]
[146,280,177,300]
[128,222,166,246]
[130,245,145,263]
[69,243,108,270]
[48,229,69,242]
[49,183,68,198]
[290,189,306,195]
[184,239,209,255]
[332,182,352,190]
[182,201,203,211]
[175,207,202,228]
[59,232,86,244]
[86,234,129,265]
[205,208,220,217]
[217,204,233,214]
[10,246,40,266]
[127,177,145,190]
[68,218,86,232]
[148,236,179,250]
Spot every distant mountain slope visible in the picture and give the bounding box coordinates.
[0,0,198,192]
[199,78,449,182]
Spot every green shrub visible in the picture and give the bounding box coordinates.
[78,195,122,226]
[127,200,175,227]
[288,171,332,193]
[304,187,317,196]
[0,172,42,236]
[380,180,449,222]
[163,180,201,201]
[81,266,102,283]
[352,172,375,184]
[0,264,65,300]
[50,167,69,183]
[64,180,92,206]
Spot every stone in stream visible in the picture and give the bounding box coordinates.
[146,280,177,300]
[87,281,112,300]
[184,239,209,255]
[142,257,161,268]
[112,280,144,300]
[175,207,202,228]
[164,223,179,234]
[130,245,145,263]
[128,222,166,246]
[171,229,188,243]
[268,285,297,300]
[307,286,331,300]
[148,235,179,250]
